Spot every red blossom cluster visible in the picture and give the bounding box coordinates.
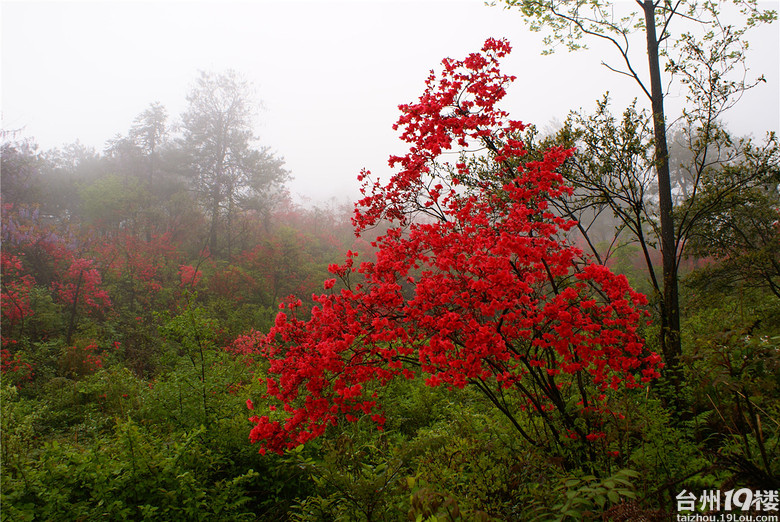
[208,265,258,302]
[237,38,662,455]
[1,339,34,382]
[2,202,117,375]
[178,264,203,289]
[1,251,35,327]
[355,38,522,231]
[80,342,104,370]
[54,258,112,312]
[93,232,179,297]
[61,341,106,376]
[0,251,35,383]
[0,252,37,382]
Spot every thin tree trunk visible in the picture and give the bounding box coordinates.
[209,194,220,254]
[643,0,683,388]
[65,270,83,345]
[145,142,155,242]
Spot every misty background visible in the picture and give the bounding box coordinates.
[2,0,778,203]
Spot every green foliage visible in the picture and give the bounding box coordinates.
[683,169,780,298]
[78,174,147,230]
[284,379,454,521]
[289,436,408,521]
[603,242,658,298]
[406,478,485,522]
[1,414,259,521]
[25,286,64,340]
[1,348,308,520]
[401,401,558,520]
[682,291,780,485]
[410,424,517,516]
[286,381,534,521]
[526,469,639,521]
[379,375,451,437]
[624,396,718,497]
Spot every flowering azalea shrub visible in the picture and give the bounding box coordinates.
[243,39,663,457]
[1,250,38,383]
[60,340,106,377]
[53,258,112,313]
[208,265,258,302]
[178,264,203,289]
[53,256,113,345]
[94,232,179,299]
[1,339,35,384]
[1,251,35,330]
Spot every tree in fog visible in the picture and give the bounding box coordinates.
[105,102,168,180]
[41,141,103,221]
[129,102,168,188]
[1,139,44,206]
[180,70,289,256]
[102,103,182,239]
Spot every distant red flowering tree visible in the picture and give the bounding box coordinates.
[1,251,35,333]
[1,251,36,381]
[241,38,662,458]
[94,232,179,300]
[61,341,103,375]
[1,202,77,289]
[53,257,112,345]
[178,264,203,290]
[208,265,258,303]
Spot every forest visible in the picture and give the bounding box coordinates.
[1,2,779,521]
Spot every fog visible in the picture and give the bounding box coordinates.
[2,0,778,203]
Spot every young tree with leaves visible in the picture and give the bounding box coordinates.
[501,0,777,383]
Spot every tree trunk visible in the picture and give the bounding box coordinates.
[209,189,220,255]
[642,0,682,386]
[145,141,155,242]
[209,156,225,255]
[65,270,83,346]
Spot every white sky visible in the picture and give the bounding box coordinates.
[2,0,778,203]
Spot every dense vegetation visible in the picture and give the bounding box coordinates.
[2,7,779,521]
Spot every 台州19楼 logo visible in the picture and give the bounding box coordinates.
[676,488,778,521]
